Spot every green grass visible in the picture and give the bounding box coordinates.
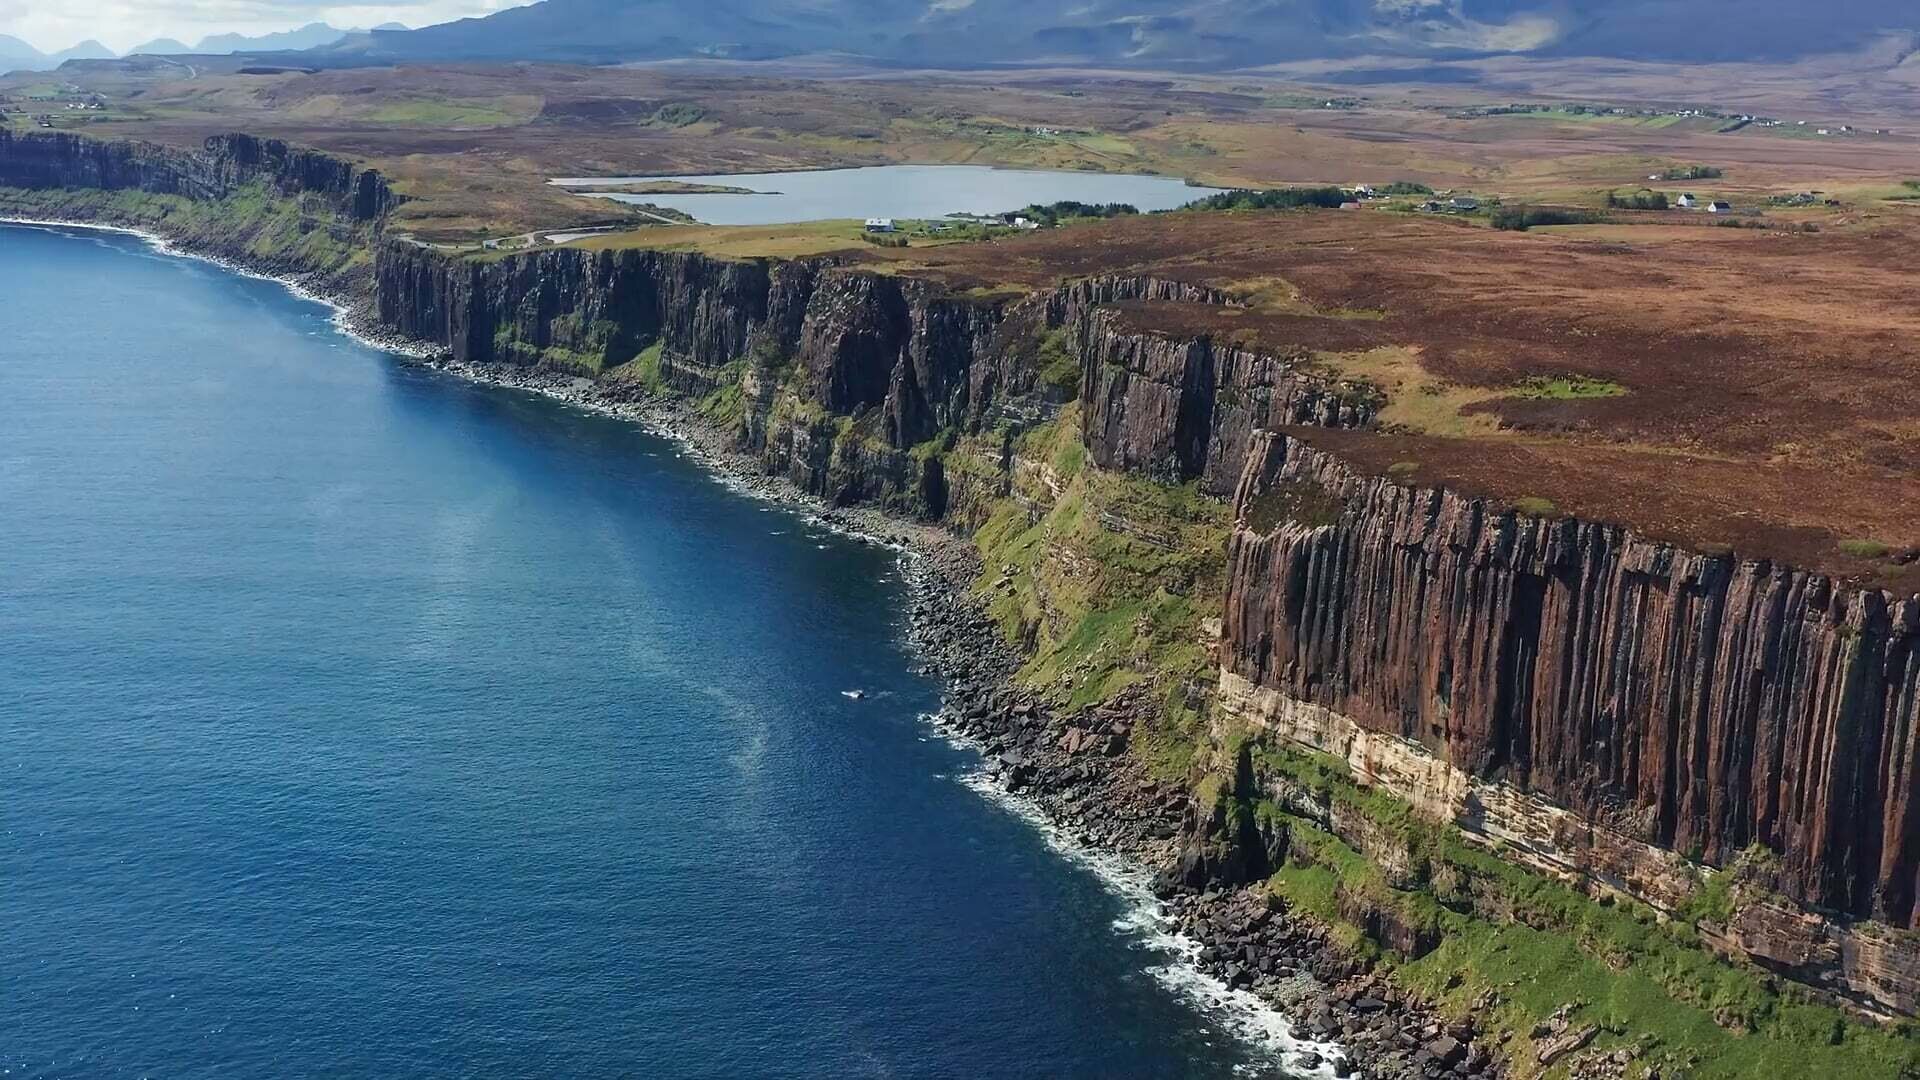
[1255,743,1920,1078]
[604,341,667,391]
[363,98,530,128]
[1474,107,1694,131]
[1841,539,1892,560]
[1513,496,1558,518]
[0,183,372,289]
[1034,327,1081,397]
[972,415,1230,779]
[488,311,622,374]
[697,383,745,426]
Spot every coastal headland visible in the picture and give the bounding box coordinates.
[6,54,1919,1078]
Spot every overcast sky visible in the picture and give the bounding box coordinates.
[0,0,529,53]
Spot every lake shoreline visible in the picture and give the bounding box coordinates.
[543,163,1228,225]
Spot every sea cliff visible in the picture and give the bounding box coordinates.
[1218,431,1920,1016]
[9,127,1920,1072]
[0,129,399,300]
[373,239,1369,515]
[0,129,398,220]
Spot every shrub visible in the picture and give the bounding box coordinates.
[1839,539,1891,559]
[1514,375,1627,399]
[1607,190,1670,211]
[1013,200,1137,226]
[1183,186,1348,212]
[1493,206,1601,231]
[1513,496,1559,517]
[1246,480,1345,533]
[651,103,706,127]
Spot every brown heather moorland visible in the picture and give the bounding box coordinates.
[11,54,1917,587]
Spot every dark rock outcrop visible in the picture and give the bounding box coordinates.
[1078,309,1379,492]
[375,243,1384,515]
[1218,431,1920,1001]
[0,130,400,221]
[375,243,1018,512]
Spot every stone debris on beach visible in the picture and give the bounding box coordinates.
[325,353,1506,1080]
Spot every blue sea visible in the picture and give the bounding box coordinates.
[0,224,1311,1078]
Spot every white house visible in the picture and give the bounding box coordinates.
[1676,193,1699,208]
[1707,200,1732,214]
[864,218,895,233]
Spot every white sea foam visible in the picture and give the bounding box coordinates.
[1,217,440,359]
[929,714,1346,1078]
[15,213,1334,1071]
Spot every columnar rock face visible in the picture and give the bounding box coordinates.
[378,243,1050,511]
[1220,432,1920,930]
[1078,311,1379,493]
[375,243,1015,442]
[378,247,1368,482]
[0,130,400,220]
[1040,274,1234,323]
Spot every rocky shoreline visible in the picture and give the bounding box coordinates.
[417,360,1508,1080]
[905,561,1508,1080]
[13,213,1504,1079]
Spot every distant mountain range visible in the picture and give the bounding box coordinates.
[0,36,114,70]
[311,0,1918,68]
[0,22,410,71]
[4,1,1914,74]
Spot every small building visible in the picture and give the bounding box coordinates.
[864,218,895,233]
[1449,196,1480,212]
[1707,200,1732,214]
[1675,193,1699,208]
[1012,216,1041,230]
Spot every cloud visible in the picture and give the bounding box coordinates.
[0,0,527,54]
